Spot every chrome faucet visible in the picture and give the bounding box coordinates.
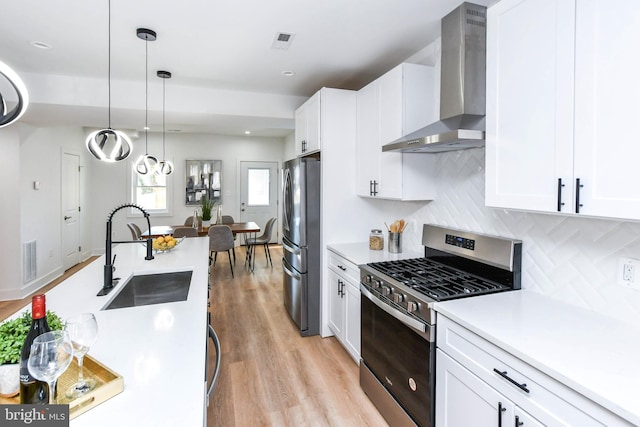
[98,203,154,296]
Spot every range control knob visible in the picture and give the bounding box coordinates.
[406,301,418,313]
[381,286,391,296]
[365,275,373,283]
[393,293,405,304]
[375,280,384,289]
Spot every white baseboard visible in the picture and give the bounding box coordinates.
[0,267,63,302]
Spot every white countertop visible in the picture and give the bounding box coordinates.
[434,290,640,426]
[10,237,210,426]
[326,242,423,265]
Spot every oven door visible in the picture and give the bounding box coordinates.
[360,285,435,427]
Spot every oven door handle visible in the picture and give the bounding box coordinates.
[361,284,431,337]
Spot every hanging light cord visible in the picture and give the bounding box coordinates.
[107,0,111,128]
[162,77,166,159]
[144,37,149,155]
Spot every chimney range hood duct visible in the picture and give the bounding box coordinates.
[383,2,487,153]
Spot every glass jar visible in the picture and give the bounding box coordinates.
[369,229,384,251]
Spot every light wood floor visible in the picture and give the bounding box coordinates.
[207,245,388,426]
[0,248,389,426]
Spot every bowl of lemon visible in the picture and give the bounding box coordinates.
[151,235,183,253]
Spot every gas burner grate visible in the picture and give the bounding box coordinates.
[368,257,510,301]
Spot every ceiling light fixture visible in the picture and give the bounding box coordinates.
[157,70,173,175]
[134,28,158,176]
[281,70,295,77]
[0,60,29,128]
[85,0,132,162]
[30,41,51,50]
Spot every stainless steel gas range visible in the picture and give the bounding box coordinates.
[359,224,522,427]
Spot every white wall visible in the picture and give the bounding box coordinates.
[87,131,287,253]
[0,126,22,300]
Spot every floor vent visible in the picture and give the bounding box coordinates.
[23,240,37,283]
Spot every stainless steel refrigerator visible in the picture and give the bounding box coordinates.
[282,156,320,336]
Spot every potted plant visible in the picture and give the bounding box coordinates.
[200,195,215,228]
[0,310,63,397]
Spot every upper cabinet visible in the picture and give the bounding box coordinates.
[356,63,438,201]
[294,91,321,157]
[486,0,640,220]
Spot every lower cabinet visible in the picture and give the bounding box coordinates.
[437,349,543,427]
[436,314,632,427]
[327,249,360,363]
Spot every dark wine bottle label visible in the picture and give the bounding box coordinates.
[19,294,51,404]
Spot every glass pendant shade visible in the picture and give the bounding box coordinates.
[0,60,29,128]
[86,0,131,162]
[158,160,173,175]
[85,128,132,162]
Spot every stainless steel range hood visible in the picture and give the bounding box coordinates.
[383,2,487,153]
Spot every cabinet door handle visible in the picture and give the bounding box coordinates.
[498,402,506,427]
[557,178,565,212]
[575,178,584,213]
[337,265,347,271]
[371,180,378,196]
[493,368,530,393]
[515,415,523,427]
[337,279,345,297]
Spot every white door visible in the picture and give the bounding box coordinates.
[62,153,81,270]
[240,161,278,243]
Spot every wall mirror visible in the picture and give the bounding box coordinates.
[185,160,222,205]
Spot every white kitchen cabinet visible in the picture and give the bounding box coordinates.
[486,0,640,220]
[437,349,544,427]
[356,63,438,200]
[294,91,321,156]
[327,248,360,363]
[436,314,631,427]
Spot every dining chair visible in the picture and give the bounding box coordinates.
[245,217,277,270]
[173,227,199,238]
[127,223,142,240]
[184,215,202,228]
[221,215,237,262]
[208,225,235,278]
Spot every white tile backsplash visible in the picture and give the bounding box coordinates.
[404,148,640,326]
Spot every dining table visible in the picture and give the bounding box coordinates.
[142,222,262,270]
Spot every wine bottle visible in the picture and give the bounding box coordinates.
[19,294,51,404]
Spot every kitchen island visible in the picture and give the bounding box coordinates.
[8,237,210,426]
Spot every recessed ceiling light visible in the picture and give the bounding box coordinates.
[30,41,51,49]
[143,126,150,131]
[282,70,295,77]
[244,131,251,135]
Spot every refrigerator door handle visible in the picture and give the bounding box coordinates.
[282,258,302,280]
[282,238,301,256]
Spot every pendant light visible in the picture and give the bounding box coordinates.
[85,0,132,162]
[157,70,173,175]
[134,28,158,175]
[0,60,29,128]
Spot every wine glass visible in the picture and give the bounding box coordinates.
[64,313,99,398]
[27,330,74,404]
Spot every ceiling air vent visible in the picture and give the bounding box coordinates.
[271,32,295,50]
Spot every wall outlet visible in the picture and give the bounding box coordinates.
[617,257,640,291]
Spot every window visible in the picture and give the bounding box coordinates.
[247,168,270,205]
[131,167,171,214]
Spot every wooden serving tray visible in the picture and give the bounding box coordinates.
[0,355,124,419]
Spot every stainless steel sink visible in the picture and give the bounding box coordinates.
[103,271,192,310]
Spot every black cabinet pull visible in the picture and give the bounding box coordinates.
[338,265,347,271]
[498,402,506,427]
[338,279,345,297]
[371,180,378,196]
[557,178,565,212]
[575,178,584,213]
[515,415,523,427]
[493,368,530,393]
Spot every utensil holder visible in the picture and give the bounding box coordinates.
[388,232,402,253]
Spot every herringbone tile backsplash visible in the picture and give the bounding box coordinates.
[403,148,640,326]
